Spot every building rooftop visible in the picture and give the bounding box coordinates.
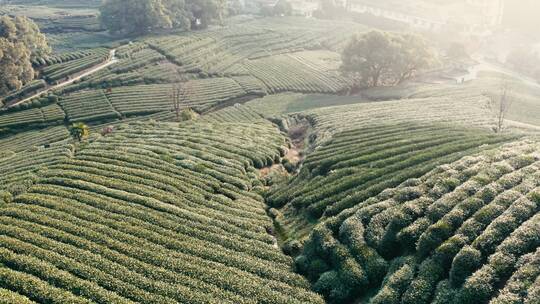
[348,0,496,26]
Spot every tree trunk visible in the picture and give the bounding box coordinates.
[373,68,382,87]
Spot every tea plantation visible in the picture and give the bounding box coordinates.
[246,88,538,303]
[0,115,324,303]
[1,5,540,304]
[291,140,540,303]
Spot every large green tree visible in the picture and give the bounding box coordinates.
[0,15,50,60]
[100,0,225,35]
[100,0,179,35]
[0,16,49,97]
[0,39,34,96]
[187,0,226,28]
[392,33,435,85]
[272,0,292,16]
[341,31,435,88]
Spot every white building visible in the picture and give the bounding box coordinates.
[346,1,445,31]
[346,0,505,34]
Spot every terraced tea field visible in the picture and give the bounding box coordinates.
[1,7,540,304]
[0,105,65,129]
[0,126,70,153]
[0,17,367,128]
[0,116,324,303]
[253,86,540,303]
[293,140,540,303]
[0,3,102,33]
[360,72,540,128]
[0,143,73,193]
[41,48,110,83]
[267,123,519,238]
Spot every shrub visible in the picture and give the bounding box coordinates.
[402,259,444,304]
[394,186,422,203]
[431,280,456,304]
[294,255,309,273]
[308,258,331,281]
[370,261,414,304]
[458,266,497,304]
[417,221,453,257]
[282,240,302,256]
[0,191,12,205]
[31,99,42,108]
[450,246,482,286]
[313,270,339,294]
[48,95,59,103]
[283,160,296,173]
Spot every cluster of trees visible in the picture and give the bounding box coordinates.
[341,31,436,88]
[0,16,50,97]
[69,122,89,142]
[446,42,470,61]
[260,0,293,17]
[99,0,227,36]
[312,0,346,20]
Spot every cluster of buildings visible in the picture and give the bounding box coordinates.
[242,0,505,35]
[346,0,505,35]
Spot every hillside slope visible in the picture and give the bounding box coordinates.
[259,94,540,303]
[0,115,324,303]
[294,139,540,303]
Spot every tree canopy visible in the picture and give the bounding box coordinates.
[447,42,469,60]
[313,0,346,20]
[0,15,50,60]
[273,0,293,16]
[69,122,90,142]
[0,16,49,97]
[99,0,226,36]
[0,39,34,97]
[341,31,435,88]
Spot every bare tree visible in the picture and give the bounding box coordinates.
[171,81,183,122]
[487,77,513,133]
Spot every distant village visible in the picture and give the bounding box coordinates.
[239,0,505,36]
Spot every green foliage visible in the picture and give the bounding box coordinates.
[0,15,50,97]
[449,246,482,286]
[99,0,226,35]
[0,119,324,303]
[0,191,12,206]
[273,0,292,16]
[42,47,109,83]
[283,239,302,256]
[0,104,65,129]
[100,0,182,35]
[69,122,90,142]
[341,30,436,88]
[0,15,51,60]
[281,135,538,303]
[0,38,34,97]
[179,108,198,121]
[313,270,339,294]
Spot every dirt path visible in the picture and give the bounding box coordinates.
[258,118,310,179]
[464,57,540,89]
[6,49,118,108]
[506,119,540,131]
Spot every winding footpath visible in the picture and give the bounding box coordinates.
[5,49,118,108]
[506,119,540,131]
